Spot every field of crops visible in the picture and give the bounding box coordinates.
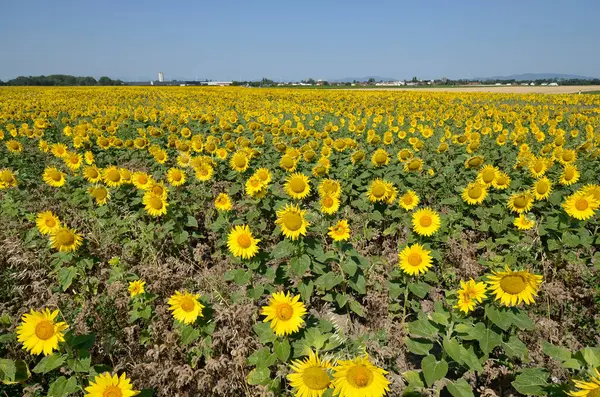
[1,87,599,397]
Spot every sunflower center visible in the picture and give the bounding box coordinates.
[496,176,507,186]
[102,385,123,397]
[35,320,54,340]
[234,156,247,168]
[237,234,252,249]
[468,157,482,167]
[533,162,543,173]
[468,186,483,199]
[347,365,373,388]
[276,303,293,321]
[138,175,148,184]
[514,196,529,209]
[49,170,62,181]
[323,196,334,207]
[88,169,99,178]
[402,195,413,205]
[107,170,121,182]
[586,388,600,397]
[282,157,294,168]
[45,218,57,228]
[536,181,549,194]
[564,168,574,180]
[408,253,423,266]
[180,297,195,312]
[563,152,573,162]
[55,229,75,246]
[171,171,182,181]
[482,170,495,183]
[575,198,589,211]
[152,186,164,196]
[282,212,303,231]
[290,179,306,193]
[420,215,432,227]
[499,275,527,295]
[302,366,330,390]
[408,160,420,170]
[148,196,164,210]
[372,185,386,198]
[374,152,387,164]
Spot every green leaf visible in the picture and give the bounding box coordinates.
[580,347,600,367]
[503,336,528,360]
[246,366,271,386]
[542,342,571,362]
[461,346,484,372]
[247,347,277,368]
[511,368,549,396]
[477,328,502,355]
[274,339,291,362]
[402,370,424,390]
[421,354,448,387]
[407,318,439,340]
[0,359,16,382]
[406,338,433,356]
[48,376,79,397]
[442,337,463,364]
[298,280,314,302]
[335,293,349,308]
[349,300,365,317]
[33,353,66,374]
[484,304,512,331]
[180,325,200,345]
[271,239,296,259]
[290,255,311,277]
[561,358,581,370]
[446,378,475,397]
[408,281,431,299]
[253,322,277,344]
[562,232,580,247]
[174,230,189,245]
[511,310,535,331]
[341,258,358,277]
[186,215,198,228]
[58,266,77,291]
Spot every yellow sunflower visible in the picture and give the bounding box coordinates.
[255,167,272,184]
[246,175,267,197]
[492,171,511,190]
[399,190,420,210]
[582,184,600,201]
[285,173,311,200]
[230,151,250,172]
[84,372,139,397]
[461,182,488,205]
[275,204,309,240]
[280,155,298,172]
[194,163,214,182]
[404,157,423,172]
[50,227,83,252]
[168,290,204,324]
[43,167,66,187]
[560,164,580,186]
[83,166,102,183]
[16,308,69,356]
[320,194,340,215]
[318,178,341,198]
[142,191,168,217]
[132,172,153,190]
[148,182,168,199]
[367,179,389,203]
[507,192,534,214]
[412,208,441,237]
[128,280,146,297]
[384,182,397,204]
[0,169,18,189]
[563,192,599,221]
[64,152,82,171]
[84,151,95,165]
[227,224,260,259]
[454,279,487,314]
[287,350,333,397]
[487,266,543,307]
[568,368,600,397]
[215,193,233,211]
[477,164,498,186]
[464,155,484,169]
[328,219,350,241]
[331,355,390,397]
[88,185,110,206]
[371,149,390,167]
[398,243,432,276]
[514,214,536,230]
[261,291,306,336]
[36,211,61,235]
[166,168,186,186]
[532,177,552,200]
[103,166,123,187]
[528,157,548,178]
[51,143,68,158]
[6,139,23,153]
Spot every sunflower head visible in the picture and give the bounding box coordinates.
[287,351,332,396]
[454,279,487,314]
[50,227,83,252]
[563,192,599,221]
[227,224,260,260]
[128,280,146,297]
[168,290,204,324]
[275,204,309,240]
[462,182,488,205]
[261,291,306,336]
[487,266,543,307]
[328,219,350,241]
[332,356,390,397]
[84,372,140,397]
[412,208,441,236]
[320,194,340,215]
[398,243,433,276]
[285,173,311,200]
[399,190,420,210]
[16,308,69,356]
[507,192,534,214]
[215,193,233,211]
[36,211,61,235]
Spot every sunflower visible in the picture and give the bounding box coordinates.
[84,372,140,397]
[132,172,153,190]
[464,155,484,169]
[120,168,132,184]
[507,192,534,214]
[6,139,23,153]
[487,266,543,307]
[83,166,102,183]
[476,165,498,186]
[148,182,168,199]
[528,157,548,178]
[398,243,432,276]
[215,193,233,211]
[404,157,423,172]
[153,149,168,164]
[560,164,580,186]
[246,175,267,197]
[103,166,123,187]
[559,148,577,165]
[563,192,599,220]
[514,214,536,230]
[0,169,18,189]
[276,204,309,240]
[43,167,66,187]
[399,190,419,210]
[255,167,272,184]
[320,194,340,215]
[351,150,365,164]
[454,279,487,314]
[168,290,204,324]
[16,308,69,356]
[128,280,146,297]
[227,224,260,259]
[261,291,306,336]
[331,355,390,397]
[285,173,311,200]
[367,179,389,203]
[412,208,441,237]
[328,219,350,241]
[230,151,249,172]
[568,368,600,397]
[142,191,168,217]
[280,155,298,172]
[461,182,488,205]
[287,351,333,397]
[194,163,214,182]
[50,227,83,252]
[166,168,186,186]
[63,152,83,171]
[318,178,341,198]
[384,182,397,204]
[371,149,390,167]
[36,211,61,235]
[89,185,110,206]
[532,177,552,200]
[492,171,511,190]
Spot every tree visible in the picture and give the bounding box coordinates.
[367,77,376,84]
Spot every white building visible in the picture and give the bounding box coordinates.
[158,72,164,82]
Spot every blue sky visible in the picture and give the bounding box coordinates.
[1,0,599,81]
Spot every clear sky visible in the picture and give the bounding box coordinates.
[2,0,599,81]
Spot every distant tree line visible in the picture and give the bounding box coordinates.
[0,75,123,86]
[231,78,276,87]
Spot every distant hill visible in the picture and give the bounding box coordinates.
[330,76,398,83]
[476,73,598,81]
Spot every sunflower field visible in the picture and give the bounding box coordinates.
[1,86,600,397]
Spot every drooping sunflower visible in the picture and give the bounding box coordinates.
[132,172,153,190]
[50,227,83,252]
[563,192,599,221]
[487,266,543,307]
[399,190,419,210]
[320,194,340,215]
[331,355,390,397]
[83,166,103,183]
[454,279,487,314]
[142,191,168,217]
[507,192,534,214]
[84,372,140,397]
[285,173,311,200]
[568,368,600,397]
[477,164,498,186]
[88,185,111,206]
[367,179,389,203]
[328,219,350,241]
[36,211,61,235]
[261,291,306,336]
[398,243,432,276]
[166,168,186,187]
[532,177,552,200]
[128,280,146,297]
[275,204,309,240]
[412,208,441,237]
[287,350,333,397]
[461,182,488,205]
[168,290,204,324]
[492,171,511,190]
[214,193,233,211]
[43,167,66,187]
[103,166,123,188]
[230,151,250,172]
[514,214,536,230]
[560,164,580,186]
[371,149,390,167]
[16,308,69,356]
[227,224,260,259]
